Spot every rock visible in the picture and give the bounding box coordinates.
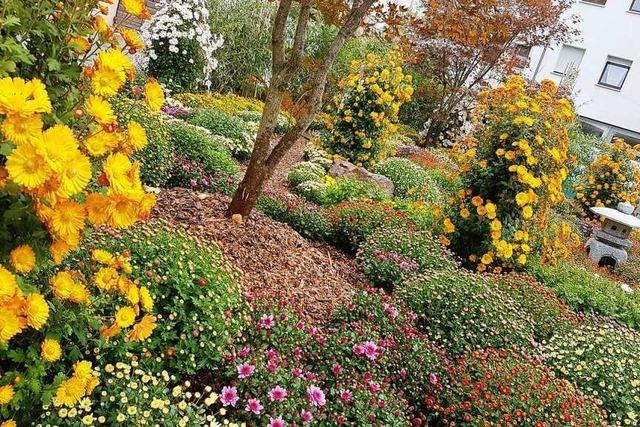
[328,160,395,196]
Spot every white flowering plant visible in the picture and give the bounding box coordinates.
[139,0,224,92]
[35,355,234,427]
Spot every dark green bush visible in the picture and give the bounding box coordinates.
[112,97,174,187]
[187,108,253,158]
[257,194,334,242]
[168,120,239,177]
[528,261,640,329]
[397,270,536,354]
[357,225,456,290]
[147,37,206,93]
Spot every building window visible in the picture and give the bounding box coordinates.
[553,45,586,75]
[582,0,606,5]
[631,0,640,12]
[598,57,632,89]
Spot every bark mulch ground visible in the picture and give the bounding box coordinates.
[151,187,366,324]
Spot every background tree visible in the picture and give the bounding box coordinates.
[408,0,578,145]
[226,0,390,217]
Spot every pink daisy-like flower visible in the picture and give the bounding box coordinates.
[383,303,398,318]
[363,341,379,361]
[368,381,381,394]
[300,410,313,422]
[332,363,342,376]
[307,385,326,407]
[268,385,288,402]
[237,362,255,379]
[220,386,239,407]
[267,416,285,427]
[340,389,352,403]
[245,398,263,415]
[428,372,439,385]
[258,314,275,330]
[238,346,250,357]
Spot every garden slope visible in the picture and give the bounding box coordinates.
[151,188,365,323]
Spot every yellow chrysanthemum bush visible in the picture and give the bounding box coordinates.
[573,137,640,212]
[0,1,163,423]
[324,51,414,167]
[444,76,579,272]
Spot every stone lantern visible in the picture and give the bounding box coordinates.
[585,202,640,268]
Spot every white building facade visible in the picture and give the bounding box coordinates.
[523,0,640,144]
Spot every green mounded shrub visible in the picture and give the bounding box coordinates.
[357,225,456,290]
[373,157,436,200]
[257,193,334,242]
[528,261,640,329]
[304,141,333,170]
[295,180,328,205]
[326,200,408,252]
[492,273,580,342]
[397,270,536,354]
[431,348,605,426]
[235,109,292,134]
[287,161,325,187]
[394,200,442,232]
[543,322,640,426]
[168,120,239,178]
[112,97,174,187]
[87,224,244,375]
[186,108,254,158]
[322,176,387,206]
[330,288,445,425]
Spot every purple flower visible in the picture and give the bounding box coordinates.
[245,398,263,415]
[300,410,313,422]
[237,362,255,379]
[258,314,275,330]
[268,416,286,427]
[220,386,239,407]
[268,385,288,402]
[339,389,352,403]
[307,385,326,407]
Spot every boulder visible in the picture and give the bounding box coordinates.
[328,159,394,196]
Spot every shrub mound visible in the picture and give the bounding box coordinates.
[358,225,456,290]
[168,120,239,178]
[397,270,536,354]
[186,108,254,158]
[87,224,244,374]
[429,348,605,426]
[543,322,640,426]
[373,157,438,200]
[287,161,325,187]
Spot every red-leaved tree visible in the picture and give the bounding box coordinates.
[409,0,579,144]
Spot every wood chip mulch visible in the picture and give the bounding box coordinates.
[151,188,366,324]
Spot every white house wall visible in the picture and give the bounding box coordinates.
[524,1,640,141]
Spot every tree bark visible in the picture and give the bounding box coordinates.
[226,0,378,218]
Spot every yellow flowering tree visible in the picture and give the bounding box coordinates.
[0,0,163,422]
[324,51,413,167]
[444,76,576,271]
[574,137,640,212]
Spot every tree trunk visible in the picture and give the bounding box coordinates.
[226,154,273,217]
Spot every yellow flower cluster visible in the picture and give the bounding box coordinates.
[325,51,413,167]
[0,36,162,264]
[574,137,640,210]
[541,222,581,265]
[54,361,100,407]
[448,76,575,270]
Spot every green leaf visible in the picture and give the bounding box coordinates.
[0,143,14,156]
[46,58,61,71]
